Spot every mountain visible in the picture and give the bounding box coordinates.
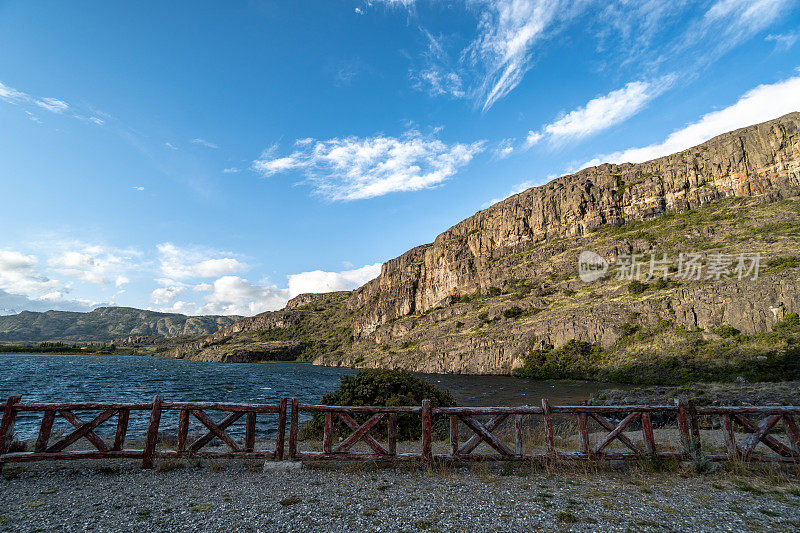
[172,113,800,382]
[0,307,241,343]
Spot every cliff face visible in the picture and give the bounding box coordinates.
[349,113,800,339]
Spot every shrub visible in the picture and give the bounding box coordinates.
[766,256,800,269]
[486,286,502,297]
[712,325,740,338]
[503,306,524,320]
[454,321,464,329]
[300,369,457,441]
[627,280,650,295]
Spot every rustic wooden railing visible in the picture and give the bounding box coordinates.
[2,396,799,468]
[0,395,287,469]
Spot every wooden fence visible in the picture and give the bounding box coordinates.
[2,395,799,469]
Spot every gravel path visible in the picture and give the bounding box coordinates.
[1,459,799,532]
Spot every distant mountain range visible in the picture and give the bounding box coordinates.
[0,307,241,343]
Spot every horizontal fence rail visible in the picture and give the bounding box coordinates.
[2,396,799,468]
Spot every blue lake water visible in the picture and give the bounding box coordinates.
[0,354,611,441]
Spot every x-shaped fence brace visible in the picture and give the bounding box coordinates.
[451,414,514,457]
[322,412,391,455]
[177,409,244,453]
[721,414,800,459]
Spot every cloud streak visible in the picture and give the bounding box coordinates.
[581,73,800,168]
[527,76,675,146]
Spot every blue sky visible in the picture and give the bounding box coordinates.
[1,0,799,316]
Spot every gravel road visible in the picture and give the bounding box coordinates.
[1,459,799,532]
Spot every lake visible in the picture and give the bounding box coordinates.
[0,354,614,440]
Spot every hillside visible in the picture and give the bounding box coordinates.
[0,307,240,343]
[172,113,800,383]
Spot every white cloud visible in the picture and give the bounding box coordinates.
[252,129,485,200]
[191,138,218,149]
[526,76,674,146]
[193,261,383,316]
[35,97,69,113]
[133,186,145,191]
[89,116,105,125]
[287,263,382,297]
[157,243,248,279]
[151,285,185,305]
[581,73,800,168]
[0,250,60,295]
[115,276,130,288]
[47,245,140,287]
[222,167,240,173]
[200,276,289,315]
[165,142,179,150]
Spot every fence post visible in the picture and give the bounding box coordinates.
[421,399,432,462]
[641,412,656,455]
[388,413,398,456]
[542,399,555,456]
[686,399,701,457]
[0,396,22,458]
[323,412,333,454]
[245,411,256,453]
[288,398,299,460]
[275,397,287,460]
[577,413,589,455]
[675,398,691,459]
[514,414,523,457]
[141,395,163,469]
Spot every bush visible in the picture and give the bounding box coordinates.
[627,280,650,295]
[767,256,800,269]
[300,369,457,441]
[712,325,740,338]
[503,306,524,320]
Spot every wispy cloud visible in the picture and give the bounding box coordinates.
[252,129,485,200]
[191,138,219,149]
[466,0,567,112]
[580,73,800,168]
[766,28,800,51]
[400,1,792,111]
[526,76,675,146]
[35,97,69,113]
[222,167,240,174]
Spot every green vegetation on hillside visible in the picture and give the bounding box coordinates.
[515,314,800,385]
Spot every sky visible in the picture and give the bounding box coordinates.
[1,0,799,317]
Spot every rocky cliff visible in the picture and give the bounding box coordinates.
[173,113,800,378]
